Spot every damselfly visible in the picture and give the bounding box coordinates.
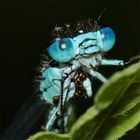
[2,18,140,140]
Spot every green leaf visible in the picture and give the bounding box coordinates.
[94,103,140,140]
[113,82,140,117]
[27,132,69,140]
[95,62,140,110]
[70,62,140,140]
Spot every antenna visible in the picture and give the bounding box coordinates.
[97,8,106,22]
[94,8,106,31]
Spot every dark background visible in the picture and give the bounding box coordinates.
[0,0,140,139]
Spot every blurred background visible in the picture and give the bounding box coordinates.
[0,0,140,139]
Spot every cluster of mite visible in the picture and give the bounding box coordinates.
[73,70,88,99]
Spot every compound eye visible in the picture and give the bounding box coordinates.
[100,27,116,52]
[48,38,76,62]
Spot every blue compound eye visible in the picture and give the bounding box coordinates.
[100,27,116,52]
[48,38,76,62]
